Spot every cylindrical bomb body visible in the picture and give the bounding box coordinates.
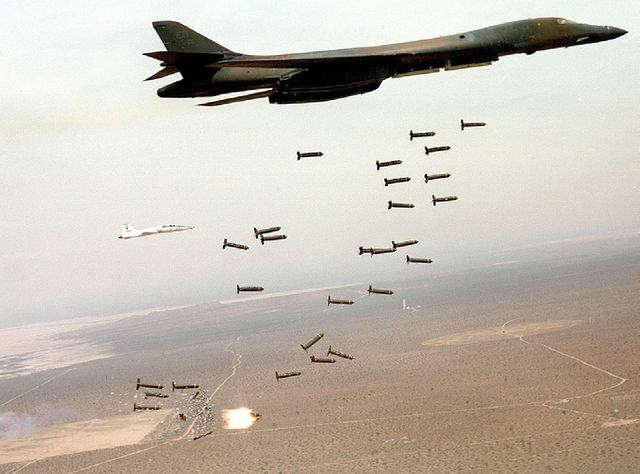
[424,173,451,183]
[301,333,324,351]
[384,177,411,186]
[425,146,451,155]
[310,356,336,363]
[392,239,418,248]
[260,234,287,244]
[376,159,402,170]
[368,285,394,295]
[237,285,264,294]
[297,151,323,159]
[388,201,415,209]
[410,130,436,140]
[254,226,281,238]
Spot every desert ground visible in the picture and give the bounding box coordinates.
[0,244,638,473]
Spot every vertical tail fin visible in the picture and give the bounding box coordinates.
[152,21,237,55]
[119,224,136,239]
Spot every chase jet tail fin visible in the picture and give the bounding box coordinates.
[119,224,137,239]
[152,21,237,55]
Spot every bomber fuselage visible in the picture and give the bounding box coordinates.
[148,18,626,105]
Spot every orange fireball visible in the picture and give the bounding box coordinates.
[221,408,260,430]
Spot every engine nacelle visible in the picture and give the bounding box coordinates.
[269,80,382,104]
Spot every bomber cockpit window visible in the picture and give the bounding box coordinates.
[556,18,567,25]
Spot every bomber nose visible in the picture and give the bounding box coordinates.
[609,27,627,39]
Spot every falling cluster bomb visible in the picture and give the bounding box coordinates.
[392,240,418,249]
[384,177,411,186]
[275,371,302,381]
[424,173,451,183]
[371,247,396,255]
[172,381,199,391]
[327,346,354,360]
[136,378,163,390]
[223,238,249,250]
[376,159,402,170]
[254,225,287,245]
[432,195,458,206]
[388,201,415,209]
[133,403,161,411]
[368,285,394,295]
[424,145,451,155]
[311,355,336,363]
[144,391,168,399]
[460,119,486,130]
[296,151,324,160]
[237,285,264,294]
[260,234,287,244]
[327,296,354,306]
[254,226,281,239]
[301,333,324,352]
[409,130,436,141]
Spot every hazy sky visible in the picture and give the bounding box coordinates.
[1,1,638,326]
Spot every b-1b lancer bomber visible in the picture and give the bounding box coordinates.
[145,18,625,107]
[119,224,194,239]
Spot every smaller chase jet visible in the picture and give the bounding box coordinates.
[119,223,194,239]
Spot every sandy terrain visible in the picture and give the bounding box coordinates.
[422,319,585,346]
[0,248,638,472]
[0,411,168,464]
[0,306,195,379]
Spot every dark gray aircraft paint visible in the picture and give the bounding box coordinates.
[145,18,625,106]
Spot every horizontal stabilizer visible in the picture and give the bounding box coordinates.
[198,90,273,107]
[145,66,179,81]
[144,51,183,62]
[144,51,225,64]
[143,50,227,81]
